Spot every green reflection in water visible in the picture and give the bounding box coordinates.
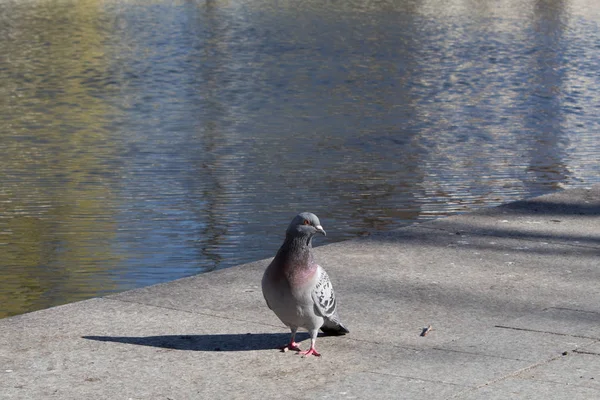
[0,0,123,318]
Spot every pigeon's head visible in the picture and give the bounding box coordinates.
[286,212,326,238]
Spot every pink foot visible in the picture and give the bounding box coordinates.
[280,342,302,352]
[297,347,321,357]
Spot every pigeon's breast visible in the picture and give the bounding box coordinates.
[287,263,318,288]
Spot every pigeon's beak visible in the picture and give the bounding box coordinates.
[315,225,326,236]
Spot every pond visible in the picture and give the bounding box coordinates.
[1,0,599,318]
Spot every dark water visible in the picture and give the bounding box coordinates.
[1,0,599,318]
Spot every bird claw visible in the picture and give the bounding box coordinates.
[297,347,321,357]
[280,342,302,352]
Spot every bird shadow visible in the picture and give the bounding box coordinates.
[82,332,312,352]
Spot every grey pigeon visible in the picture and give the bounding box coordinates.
[262,212,349,357]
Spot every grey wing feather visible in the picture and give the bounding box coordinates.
[261,267,274,311]
[312,266,349,335]
[263,295,273,311]
[312,266,338,319]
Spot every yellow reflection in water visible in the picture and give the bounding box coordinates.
[0,0,122,318]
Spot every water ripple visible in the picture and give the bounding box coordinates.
[1,0,599,317]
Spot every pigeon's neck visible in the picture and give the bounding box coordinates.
[276,233,315,272]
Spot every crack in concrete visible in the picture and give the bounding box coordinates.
[102,297,284,329]
[417,224,600,250]
[365,370,469,388]
[494,325,599,340]
[447,354,565,399]
[547,306,600,316]
[573,349,600,356]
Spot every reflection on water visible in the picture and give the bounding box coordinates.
[1,0,599,318]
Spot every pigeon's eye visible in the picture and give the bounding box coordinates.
[303,219,310,225]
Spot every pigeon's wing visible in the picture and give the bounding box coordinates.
[312,265,338,318]
[263,292,273,311]
[312,266,349,335]
[261,261,276,311]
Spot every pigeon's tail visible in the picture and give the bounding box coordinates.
[320,320,349,336]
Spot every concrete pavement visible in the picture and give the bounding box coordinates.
[1,185,599,399]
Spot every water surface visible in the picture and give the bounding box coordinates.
[1,0,600,318]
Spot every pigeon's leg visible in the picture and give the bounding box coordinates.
[298,329,321,357]
[280,327,302,352]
